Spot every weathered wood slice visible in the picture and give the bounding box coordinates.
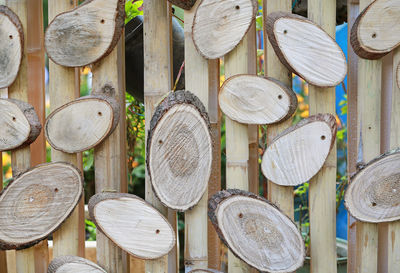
[0,99,42,152]
[261,114,337,186]
[48,256,107,273]
[0,6,23,89]
[266,12,347,87]
[44,0,125,67]
[0,162,83,250]
[189,269,223,273]
[208,189,305,273]
[192,0,257,59]
[345,150,400,223]
[168,0,197,10]
[219,75,297,125]
[350,0,400,60]
[147,90,212,211]
[88,193,176,259]
[45,84,120,153]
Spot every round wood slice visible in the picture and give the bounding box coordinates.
[192,0,257,59]
[48,256,106,273]
[350,0,400,60]
[0,6,23,89]
[266,12,347,87]
[0,98,42,152]
[45,0,125,67]
[261,114,337,186]
[345,150,400,223]
[219,75,297,125]
[88,193,176,259]
[208,189,305,273]
[168,0,197,10]
[0,162,83,250]
[45,84,120,153]
[147,90,212,211]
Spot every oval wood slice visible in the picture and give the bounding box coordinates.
[0,99,42,152]
[88,193,176,259]
[48,256,107,273]
[266,12,347,87]
[208,189,305,273]
[192,0,257,59]
[45,84,120,153]
[0,6,23,89]
[219,75,297,125]
[168,0,197,10]
[45,0,125,67]
[344,150,400,223]
[0,162,83,250]
[351,0,400,60]
[261,114,337,186]
[147,90,212,211]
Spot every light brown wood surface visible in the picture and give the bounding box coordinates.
[168,0,197,10]
[396,62,400,89]
[48,256,107,273]
[0,121,6,273]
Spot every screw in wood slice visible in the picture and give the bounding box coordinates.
[266,12,347,87]
[147,90,212,211]
[45,83,120,153]
[192,0,258,59]
[168,0,198,10]
[0,99,42,152]
[350,0,400,60]
[48,256,107,273]
[0,162,83,250]
[44,0,125,67]
[261,113,337,186]
[208,189,305,273]
[88,192,176,259]
[219,74,298,125]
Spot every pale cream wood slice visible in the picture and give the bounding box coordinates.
[88,193,176,260]
[192,0,257,59]
[219,74,297,125]
[0,162,83,250]
[266,12,348,87]
[48,256,107,273]
[208,189,305,273]
[261,114,337,186]
[44,0,124,67]
[168,0,197,10]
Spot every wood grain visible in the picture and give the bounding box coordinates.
[48,256,106,273]
[396,62,400,90]
[168,0,197,10]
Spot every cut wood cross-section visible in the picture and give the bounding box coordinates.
[48,256,107,273]
[219,74,297,125]
[147,90,212,211]
[266,12,347,87]
[208,189,305,273]
[168,0,197,10]
[189,269,223,273]
[45,0,125,67]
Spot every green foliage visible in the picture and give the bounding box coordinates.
[125,0,143,24]
[85,219,97,241]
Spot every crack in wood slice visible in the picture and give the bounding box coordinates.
[0,162,83,250]
[192,0,257,59]
[45,0,125,67]
[266,12,347,87]
[345,150,400,223]
[208,189,305,273]
[168,0,197,10]
[219,74,297,125]
[350,0,400,60]
[48,256,107,273]
[0,99,42,152]
[147,90,212,211]
[88,193,176,259]
[261,114,337,186]
[45,83,120,153]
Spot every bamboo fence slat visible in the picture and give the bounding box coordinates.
[0,123,5,273]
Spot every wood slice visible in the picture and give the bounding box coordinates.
[168,0,197,10]
[219,74,297,125]
[45,84,120,153]
[0,98,42,152]
[48,256,106,273]
[0,6,23,89]
[192,0,257,59]
[344,150,400,223]
[0,162,83,250]
[147,90,212,211]
[350,0,400,60]
[88,193,176,259]
[189,269,222,273]
[44,0,125,67]
[261,114,337,186]
[266,12,347,87]
[208,189,305,273]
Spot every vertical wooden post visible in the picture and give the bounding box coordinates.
[0,141,5,273]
